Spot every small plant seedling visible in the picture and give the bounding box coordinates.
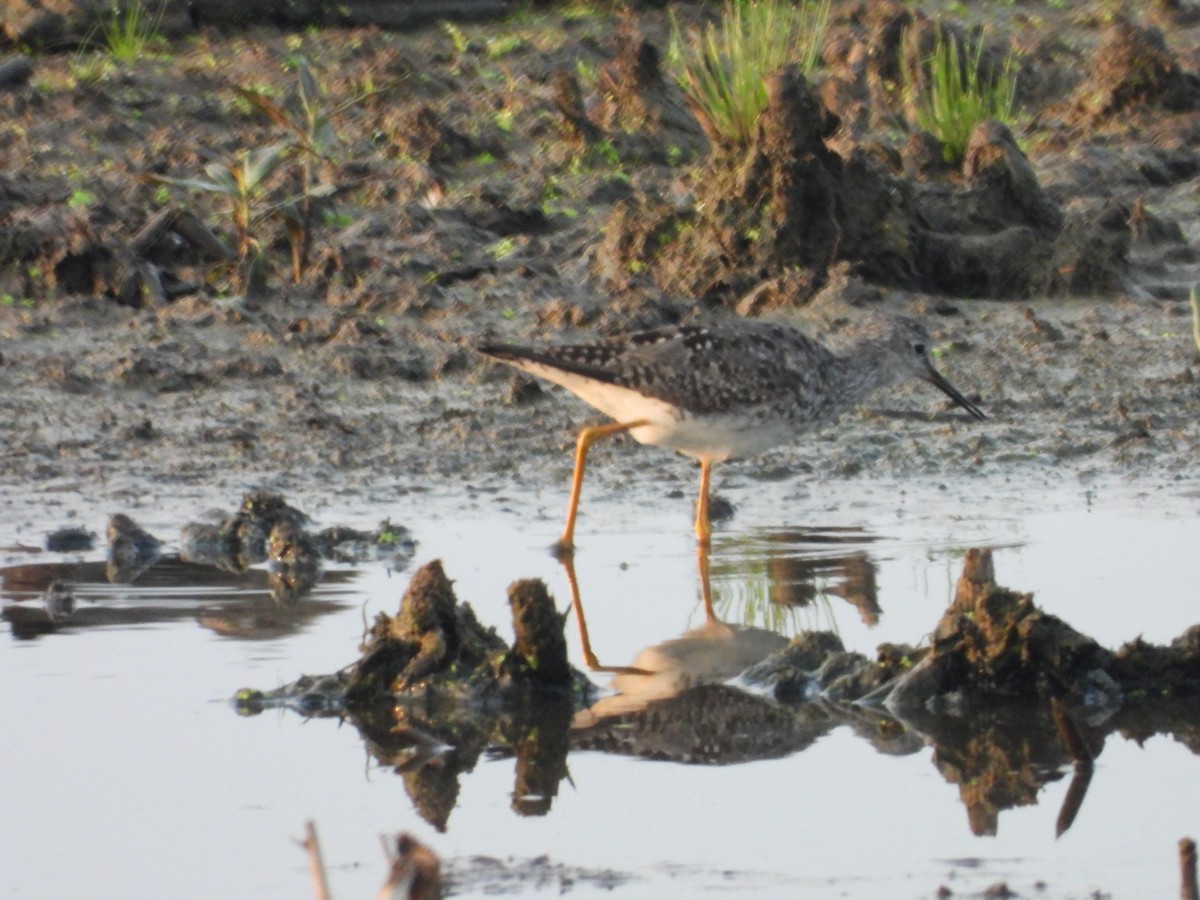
[150,142,290,290]
[591,138,620,167]
[235,58,343,282]
[493,109,515,133]
[489,238,519,260]
[443,21,471,56]
[486,35,526,59]
[1190,285,1200,355]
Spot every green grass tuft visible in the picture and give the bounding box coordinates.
[667,0,830,149]
[903,28,1021,165]
[100,2,166,62]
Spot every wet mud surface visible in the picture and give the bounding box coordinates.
[1,3,1200,529]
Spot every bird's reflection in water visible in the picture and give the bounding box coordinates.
[562,547,789,721]
[559,526,886,733]
[559,525,885,696]
[560,547,854,765]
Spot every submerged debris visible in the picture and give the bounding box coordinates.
[180,491,311,573]
[41,580,74,623]
[266,520,322,603]
[381,832,443,900]
[180,493,415,585]
[45,526,94,554]
[2,493,413,642]
[106,513,162,583]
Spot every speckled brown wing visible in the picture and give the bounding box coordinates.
[480,321,839,417]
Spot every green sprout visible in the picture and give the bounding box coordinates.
[150,143,290,290]
[235,58,343,282]
[1190,285,1200,355]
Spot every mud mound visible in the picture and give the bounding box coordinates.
[1076,16,1200,119]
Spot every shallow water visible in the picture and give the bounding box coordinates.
[2,478,1199,898]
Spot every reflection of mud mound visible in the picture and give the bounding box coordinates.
[239,561,589,829]
[922,705,1088,837]
[237,548,1200,836]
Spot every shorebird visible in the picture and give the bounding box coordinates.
[479,313,984,552]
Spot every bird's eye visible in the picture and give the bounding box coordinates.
[913,342,925,355]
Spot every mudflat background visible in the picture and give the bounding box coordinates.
[1,2,1199,531]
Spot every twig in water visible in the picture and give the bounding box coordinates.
[379,832,442,900]
[300,820,331,900]
[1181,837,1198,900]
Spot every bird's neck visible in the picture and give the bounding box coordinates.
[828,341,897,407]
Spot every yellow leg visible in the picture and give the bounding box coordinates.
[694,458,714,548]
[697,541,716,624]
[555,419,648,554]
[559,552,651,675]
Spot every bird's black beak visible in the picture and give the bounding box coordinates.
[923,362,985,420]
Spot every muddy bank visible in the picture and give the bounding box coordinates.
[0,3,1199,535]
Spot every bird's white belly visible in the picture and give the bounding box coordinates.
[520,364,797,461]
[633,411,795,461]
[569,378,791,459]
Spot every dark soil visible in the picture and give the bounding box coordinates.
[2,2,1200,532]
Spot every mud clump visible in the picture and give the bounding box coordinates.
[238,559,586,830]
[178,491,414,589]
[265,519,322,602]
[348,559,486,698]
[343,560,579,708]
[1077,17,1200,119]
[890,548,1118,709]
[507,578,572,689]
[180,491,311,573]
[106,512,163,583]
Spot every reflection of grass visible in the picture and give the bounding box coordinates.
[710,555,839,636]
